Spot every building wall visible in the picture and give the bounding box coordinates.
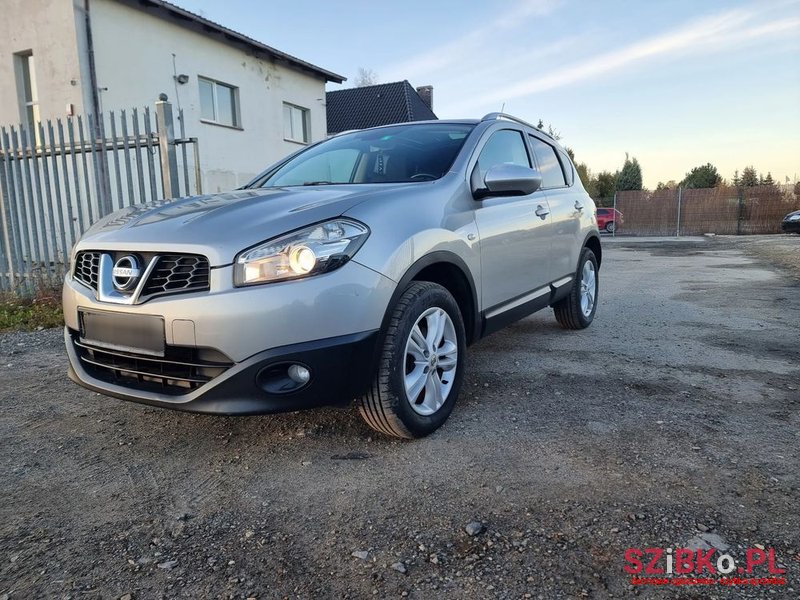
[88,0,329,193]
[0,0,90,128]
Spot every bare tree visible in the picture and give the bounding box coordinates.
[354,67,379,87]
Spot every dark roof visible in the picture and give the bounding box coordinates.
[116,0,345,83]
[325,81,437,134]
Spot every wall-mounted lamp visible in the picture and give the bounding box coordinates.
[175,74,190,84]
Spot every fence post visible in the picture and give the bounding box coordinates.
[0,157,15,290]
[736,186,744,235]
[676,186,682,238]
[155,94,180,199]
[192,138,203,195]
[612,192,617,238]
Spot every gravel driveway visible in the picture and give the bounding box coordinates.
[1,235,798,599]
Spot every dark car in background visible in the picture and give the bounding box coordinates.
[782,210,800,234]
[596,207,624,233]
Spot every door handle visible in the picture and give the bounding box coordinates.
[574,201,584,212]
[535,205,549,220]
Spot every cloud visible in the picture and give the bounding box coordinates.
[447,8,800,113]
[381,0,562,81]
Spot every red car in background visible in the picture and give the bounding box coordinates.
[596,207,624,233]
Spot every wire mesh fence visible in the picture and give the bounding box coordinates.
[613,185,800,237]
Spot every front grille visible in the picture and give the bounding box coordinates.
[72,251,210,303]
[71,332,232,395]
[74,251,101,290]
[141,254,210,299]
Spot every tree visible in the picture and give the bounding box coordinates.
[794,181,800,197]
[615,153,643,191]
[681,163,722,189]
[763,172,775,186]
[740,166,758,187]
[595,171,618,203]
[536,119,561,140]
[575,162,597,198]
[732,170,740,186]
[656,180,678,191]
[353,67,379,87]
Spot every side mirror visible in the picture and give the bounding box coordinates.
[473,164,542,199]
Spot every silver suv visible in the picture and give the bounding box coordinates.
[63,113,601,438]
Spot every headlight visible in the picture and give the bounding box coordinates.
[234,219,370,286]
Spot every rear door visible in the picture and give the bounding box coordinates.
[473,128,552,312]
[528,134,583,283]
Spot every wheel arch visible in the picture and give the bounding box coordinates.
[583,233,602,268]
[382,252,480,346]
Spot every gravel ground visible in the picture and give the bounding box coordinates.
[1,235,798,599]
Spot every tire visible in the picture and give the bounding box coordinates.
[553,248,599,330]
[605,221,616,233]
[359,282,466,439]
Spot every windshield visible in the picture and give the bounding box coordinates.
[250,123,475,188]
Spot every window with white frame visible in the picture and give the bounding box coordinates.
[283,103,310,143]
[199,76,240,128]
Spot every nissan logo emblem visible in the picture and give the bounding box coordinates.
[112,255,142,291]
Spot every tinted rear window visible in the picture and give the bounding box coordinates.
[528,135,566,188]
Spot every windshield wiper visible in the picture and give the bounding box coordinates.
[302,181,333,186]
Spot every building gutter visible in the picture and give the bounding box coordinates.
[84,0,102,116]
[83,0,112,213]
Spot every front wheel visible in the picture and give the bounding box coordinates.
[358,282,466,439]
[552,248,599,330]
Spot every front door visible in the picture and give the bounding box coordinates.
[473,129,552,312]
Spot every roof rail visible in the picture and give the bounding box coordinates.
[480,112,557,140]
[481,112,538,129]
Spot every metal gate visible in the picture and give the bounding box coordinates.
[0,96,201,293]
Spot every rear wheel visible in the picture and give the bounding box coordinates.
[553,248,598,330]
[358,282,466,439]
[605,221,616,233]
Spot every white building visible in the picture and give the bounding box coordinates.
[0,0,344,192]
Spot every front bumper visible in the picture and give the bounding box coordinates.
[63,261,394,362]
[63,260,394,413]
[66,326,380,414]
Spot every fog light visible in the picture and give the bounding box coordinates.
[257,362,312,394]
[288,364,311,384]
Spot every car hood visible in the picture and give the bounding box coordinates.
[76,185,412,265]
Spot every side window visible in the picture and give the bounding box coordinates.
[475,129,530,182]
[558,149,575,186]
[529,136,566,188]
[283,103,310,144]
[199,76,240,128]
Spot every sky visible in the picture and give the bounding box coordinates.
[173,0,800,188]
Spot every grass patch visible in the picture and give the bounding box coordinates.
[0,288,63,332]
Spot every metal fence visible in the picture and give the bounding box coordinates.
[612,185,800,237]
[0,97,200,293]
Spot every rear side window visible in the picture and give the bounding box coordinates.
[528,135,566,189]
[558,149,574,186]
